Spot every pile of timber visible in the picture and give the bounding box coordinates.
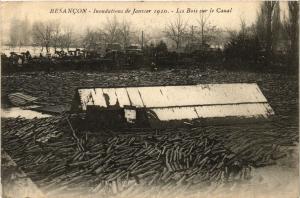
[2,116,297,197]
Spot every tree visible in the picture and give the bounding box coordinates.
[119,19,132,48]
[239,16,247,39]
[224,17,261,64]
[165,14,188,49]
[82,28,103,51]
[271,3,281,52]
[51,22,61,52]
[283,1,299,66]
[256,6,267,43]
[132,30,151,49]
[155,40,168,55]
[20,16,31,46]
[102,16,121,45]
[9,18,20,47]
[32,21,55,53]
[9,17,31,48]
[265,1,278,61]
[58,26,73,51]
[197,12,212,46]
[256,1,280,65]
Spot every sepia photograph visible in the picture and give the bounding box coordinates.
[0,1,299,198]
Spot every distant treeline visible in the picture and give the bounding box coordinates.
[4,1,299,70]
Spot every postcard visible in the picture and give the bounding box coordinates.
[1,1,299,198]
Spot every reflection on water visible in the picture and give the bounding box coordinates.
[1,107,51,119]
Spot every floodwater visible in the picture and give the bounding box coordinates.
[1,45,83,57]
[1,107,51,119]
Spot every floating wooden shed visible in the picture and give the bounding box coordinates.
[71,84,274,128]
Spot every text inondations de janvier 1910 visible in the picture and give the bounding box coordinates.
[49,7,233,15]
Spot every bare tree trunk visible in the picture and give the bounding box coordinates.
[165,14,187,50]
[201,25,204,46]
[266,6,272,66]
[197,12,211,47]
[289,1,299,67]
[264,1,277,67]
[46,44,50,53]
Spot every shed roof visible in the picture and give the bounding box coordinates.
[76,83,269,111]
[148,103,273,121]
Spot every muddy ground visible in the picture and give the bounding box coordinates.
[1,68,299,198]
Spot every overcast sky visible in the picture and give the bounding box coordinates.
[0,1,289,43]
